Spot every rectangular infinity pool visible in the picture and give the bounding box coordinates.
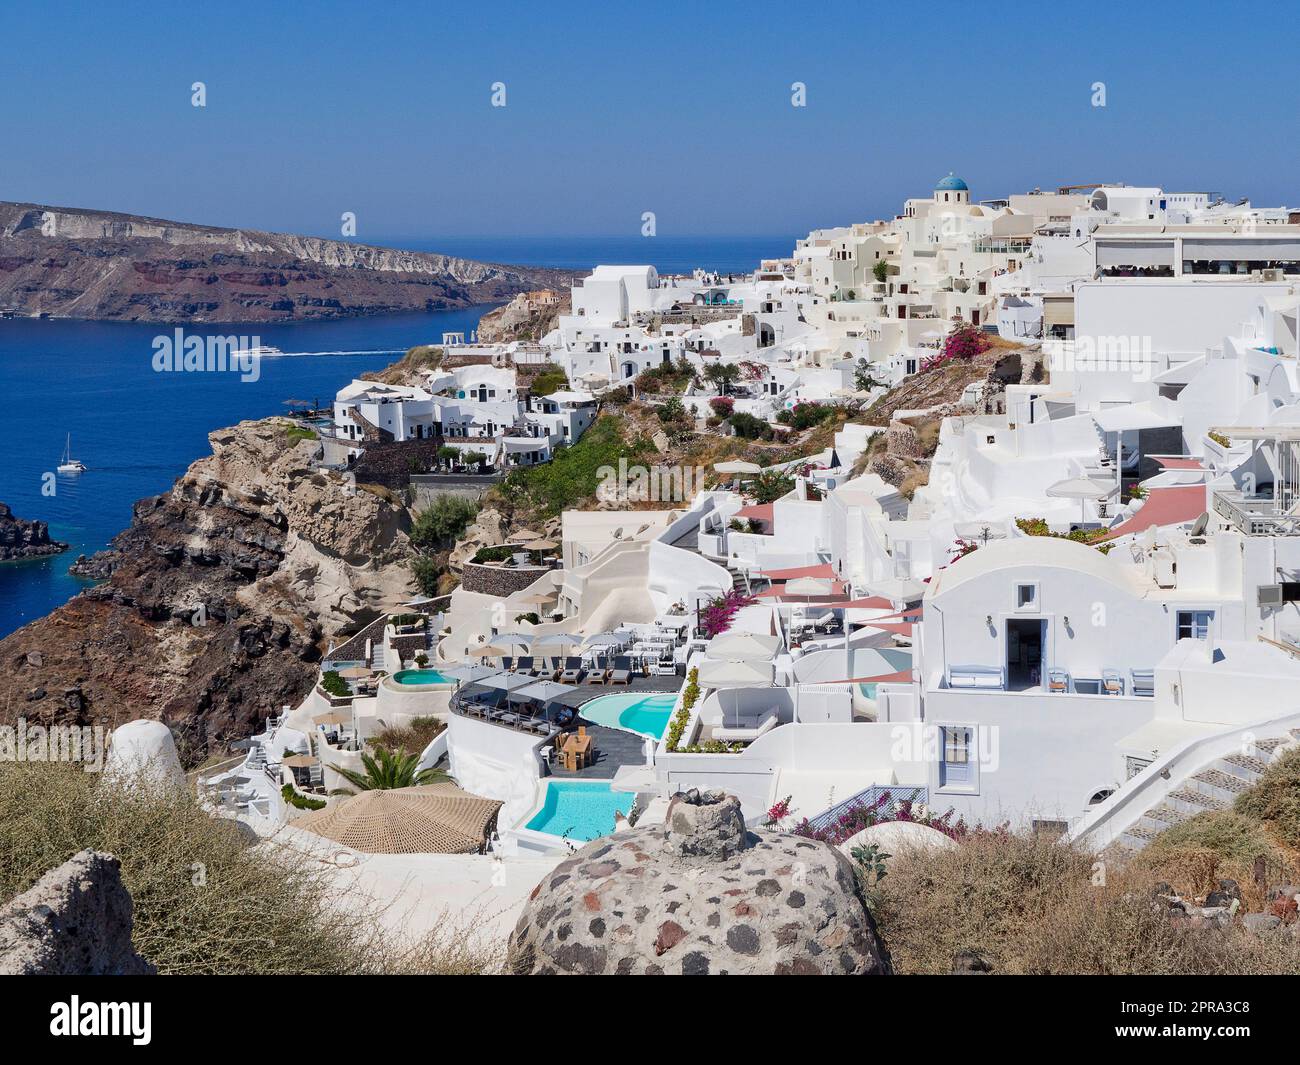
[524,780,634,842]
[578,691,678,739]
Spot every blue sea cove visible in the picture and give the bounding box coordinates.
[0,235,789,639]
[0,307,488,639]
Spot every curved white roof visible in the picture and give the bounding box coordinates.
[928,536,1139,599]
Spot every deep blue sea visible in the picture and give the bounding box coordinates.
[0,235,789,638]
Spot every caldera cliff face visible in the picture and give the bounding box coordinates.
[0,419,414,760]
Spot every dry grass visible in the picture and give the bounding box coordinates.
[1235,746,1300,850]
[373,716,446,759]
[0,762,499,974]
[869,830,1300,974]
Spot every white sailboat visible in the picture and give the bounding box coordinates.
[57,433,86,473]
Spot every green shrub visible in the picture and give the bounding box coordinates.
[1234,746,1300,849]
[320,670,351,698]
[530,366,569,397]
[281,783,326,811]
[1146,811,1279,866]
[728,411,771,440]
[410,555,442,596]
[748,467,794,504]
[411,496,479,551]
[498,415,650,516]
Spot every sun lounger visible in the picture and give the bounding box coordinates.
[514,656,537,676]
[608,655,634,686]
[500,656,514,672]
[586,656,611,684]
[559,656,584,683]
[712,711,779,744]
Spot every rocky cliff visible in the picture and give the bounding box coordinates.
[0,420,415,758]
[0,503,67,561]
[477,291,570,342]
[0,202,574,322]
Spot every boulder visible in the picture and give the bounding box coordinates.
[0,850,154,975]
[838,820,960,862]
[508,789,891,975]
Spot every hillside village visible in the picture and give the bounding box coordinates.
[15,175,1300,975]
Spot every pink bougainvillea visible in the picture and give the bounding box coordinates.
[699,589,756,637]
[920,323,991,373]
[709,396,735,417]
[791,790,968,847]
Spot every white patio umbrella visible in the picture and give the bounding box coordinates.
[953,520,1009,542]
[1046,476,1116,524]
[784,576,836,598]
[512,679,576,704]
[697,658,774,688]
[582,632,626,649]
[491,633,534,648]
[714,460,763,476]
[472,673,536,692]
[706,632,782,660]
[864,577,925,602]
[438,664,498,685]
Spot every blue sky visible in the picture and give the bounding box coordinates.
[2,0,1297,241]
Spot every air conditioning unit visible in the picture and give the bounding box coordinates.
[1258,584,1284,607]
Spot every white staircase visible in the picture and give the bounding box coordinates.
[1072,725,1300,853]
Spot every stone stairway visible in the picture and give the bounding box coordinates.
[1117,730,1299,850]
[370,641,387,671]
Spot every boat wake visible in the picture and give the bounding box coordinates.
[258,348,406,358]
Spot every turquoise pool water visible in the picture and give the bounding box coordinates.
[579,691,678,739]
[392,669,454,686]
[525,781,634,842]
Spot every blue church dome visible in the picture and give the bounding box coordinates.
[935,173,968,191]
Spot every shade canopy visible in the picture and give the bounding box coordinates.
[294,784,502,855]
[714,460,764,475]
[337,665,373,679]
[706,632,782,660]
[523,538,559,551]
[519,591,556,605]
[512,529,543,541]
[492,633,534,648]
[475,643,516,658]
[312,711,351,726]
[697,658,774,688]
[282,754,317,768]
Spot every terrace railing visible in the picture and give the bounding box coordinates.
[802,784,929,835]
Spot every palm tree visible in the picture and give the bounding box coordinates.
[329,744,450,794]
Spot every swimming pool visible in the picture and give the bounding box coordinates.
[524,780,634,842]
[391,669,455,686]
[579,691,678,739]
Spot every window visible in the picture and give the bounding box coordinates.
[939,726,973,789]
[1016,583,1037,609]
[1176,609,1213,640]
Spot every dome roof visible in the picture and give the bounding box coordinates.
[936,173,968,191]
